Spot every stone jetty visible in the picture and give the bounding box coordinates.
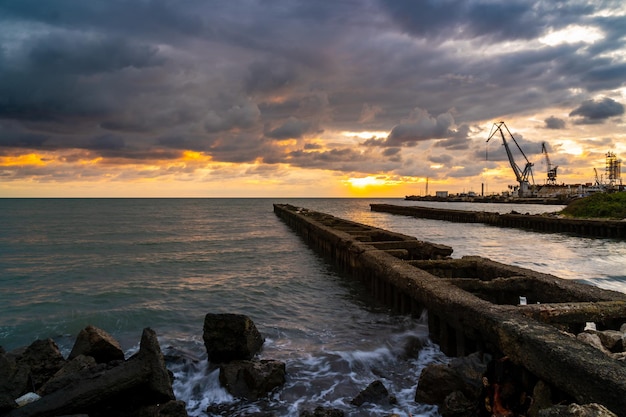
[273,203,626,416]
[370,203,626,238]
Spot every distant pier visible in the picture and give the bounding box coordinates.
[274,203,626,415]
[371,203,626,238]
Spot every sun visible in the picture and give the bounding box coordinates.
[347,176,386,188]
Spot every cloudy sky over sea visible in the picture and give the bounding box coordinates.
[1,0,625,197]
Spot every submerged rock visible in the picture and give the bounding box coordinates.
[219,359,286,400]
[350,380,396,407]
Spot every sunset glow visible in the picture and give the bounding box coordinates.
[1,1,625,197]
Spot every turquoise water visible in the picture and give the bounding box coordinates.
[1,198,625,416]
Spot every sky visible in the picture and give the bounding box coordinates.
[1,0,625,198]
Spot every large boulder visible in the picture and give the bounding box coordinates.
[203,313,264,362]
[0,338,66,400]
[219,359,285,400]
[68,325,125,363]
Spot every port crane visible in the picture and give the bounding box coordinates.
[541,142,558,185]
[486,121,535,197]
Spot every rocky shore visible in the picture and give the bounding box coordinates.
[2,313,623,417]
[0,314,290,417]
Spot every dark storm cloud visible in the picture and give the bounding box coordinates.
[245,61,298,95]
[266,117,312,140]
[0,0,205,41]
[386,110,455,146]
[204,102,261,133]
[86,135,126,151]
[1,0,625,184]
[434,124,472,151]
[286,147,371,172]
[304,143,323,150]
[382,147,401,157]
[0,34,163,122]
[27,35,162,75]
[362,138,386,147]
[569,97,625,124]
[545,116,566,130]
[380,0,534,41]
[429,154,452,164]
[0,133,48,148]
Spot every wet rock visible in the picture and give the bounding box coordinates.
[351,380,396,407]
[4,338,67,396]
[0,393,17,415]
[398,335,426,359]
[416,363,463,404]
[415,352,488,405]
[300,406,345,416]
[137,400,190,417]
[68,325,125,363]
[440,391,474,417]
[219,359,285,400]
[163,345,203,365]
[203,313,265,362]
[24,339,67,391]
[0,348,27,401]
[528,380,553,417]
[593,330,624,352]
[576,333,611,355]
[537,403,618,417]
[37,354,98,396]
[5,328,175,417]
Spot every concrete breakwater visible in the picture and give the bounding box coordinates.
[273,203,626,415]
[370,203,626,238]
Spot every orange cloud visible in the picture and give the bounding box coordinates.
[0,153,49,167]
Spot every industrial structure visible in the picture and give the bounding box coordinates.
[410,122,622,202]
[606,151,622,188]
[541,142,558,185]
[486,121,535,197]
[486,122,623,199]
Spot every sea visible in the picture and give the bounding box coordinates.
[1,198,626,417]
